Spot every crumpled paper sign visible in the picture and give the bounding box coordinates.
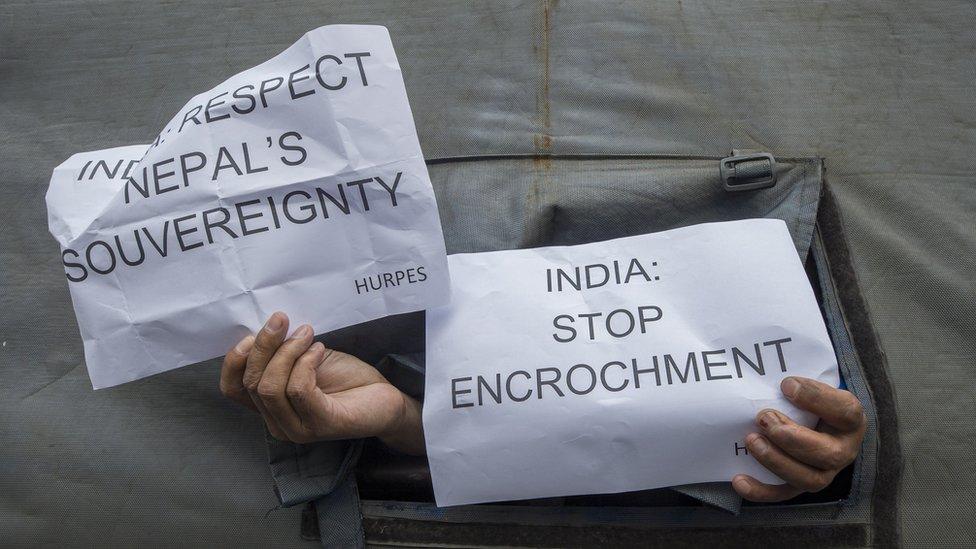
[46,25,449,389]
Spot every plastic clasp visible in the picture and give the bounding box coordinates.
[720,152,776,191]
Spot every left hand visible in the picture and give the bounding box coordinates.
[219,311,425,455]
[732,376,866,502]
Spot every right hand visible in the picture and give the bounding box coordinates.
[732,376,865,502]
[219,311,425,455]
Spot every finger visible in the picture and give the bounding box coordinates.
[219,335,257,410]
[243,312,289,440]
[287,344,336,436]
[256,325,316,439]
[745,433,834,493]
[243,312,289,392]
[781,377,866,433]
[756,409,860,470]
[732,474,803,503]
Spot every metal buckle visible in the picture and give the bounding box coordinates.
[720,152,776,192]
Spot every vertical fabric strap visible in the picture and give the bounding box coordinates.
[265,434,366,547]
[315,473,365,549]
[811,228,879,513]
[265,434,363,507]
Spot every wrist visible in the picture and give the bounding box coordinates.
[378,390,426,455]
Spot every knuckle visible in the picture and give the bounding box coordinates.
[242,374,260,392]
[842,396,866,428]
[282,337,309,355]
[253,334,279,355]
[796,381,820,404]
[256,379,280,399]
[797,473,829,493]
[251,339,271,356]
[764,429,789,451]
[747,437,769,458]
[823,442,849,470]
[273,340,296,358]
[774,424,800,446]
[285,382,306,403]
[811,472,833,492]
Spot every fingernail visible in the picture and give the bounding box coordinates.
[732,476,751,495]
[747,433,768,454]
[291,324,312,341]
[235,335,254,354]
[782,377,801,399]
[758,410,780,431]
[263,312,285,334]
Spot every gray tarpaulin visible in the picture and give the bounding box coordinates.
[1,1,974,547]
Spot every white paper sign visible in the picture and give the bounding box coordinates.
[46,25,449,389]
[423,219,839,507]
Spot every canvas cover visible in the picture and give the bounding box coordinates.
[2,1,974,547]
[259,156,886,548]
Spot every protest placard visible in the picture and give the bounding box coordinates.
[423,219,839,506]
[46,25,449,389]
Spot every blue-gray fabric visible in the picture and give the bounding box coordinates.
[266,436,362,509]
[2,1,974,547]
[314,473,365,549]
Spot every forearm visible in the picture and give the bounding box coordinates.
[378,392,426,455]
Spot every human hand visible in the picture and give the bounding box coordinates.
[219,311,425,455]
[732,376,866,502]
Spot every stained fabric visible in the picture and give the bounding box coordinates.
[1,1,974,548]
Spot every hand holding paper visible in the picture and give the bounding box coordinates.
[220,311,425,455]
[733,375,865,502]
